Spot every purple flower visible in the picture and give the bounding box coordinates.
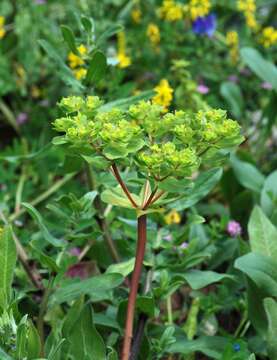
[65,262,93,279]
[192,14,217,37]
[261,82,273,90]
[164,234,173,242]
[35,0,46,4]
[179,242,189,249]
[197,84,210,94]
[69,247,81,257]
[228,75,239,83]
[227,220,242,237]
[16,112,28,125]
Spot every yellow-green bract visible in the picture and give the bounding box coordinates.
[53,95,244,181]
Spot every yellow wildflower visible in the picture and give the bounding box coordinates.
[147,23,160,46]
[68,52,84,69]
[117,32,131,68]
[131,8,142,24]
[152,79,174,111]
[189,0,211,20]
[260,26,277,48]
[226,30,239,64]
[73,68,87,80]
[158,0,183,21]
[164,210,181,225]
[237,0,258,30]
[31,85,41,98]
[117,53,132,68]
[77,44,87,56]
[0,16,6,39]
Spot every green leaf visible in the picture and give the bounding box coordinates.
[0,226,17,310]
[167,336,228,358]
[158,177,192,193]
[235,252,277,296]
[107,347,119,360]
[0,347,13,360]
[30,243,60,273]
[22,203,66,247]
[85,50,107,85]
[101,187,138,209]
[26,321,41,359]
[261,170,277,220]
[82,155,110,169]
[61,25,78,54]
[220,82,244,119]
[97,24,124,44]
[49,273,123,305]
[107,257,135,277]
[99,90,155,112]
[81,16,94,33]
[169,168,223,211]
[264,298,277,360]
[230,155,265,193]
[240,47,277,91]
[180,270,234,290]
[248,206,277,258]
[15,316,28,359]
[67,305,106,360]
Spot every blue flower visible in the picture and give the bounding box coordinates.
[192,14,217,37]
[233,343,241,352]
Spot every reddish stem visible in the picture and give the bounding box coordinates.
[142,187,158,210]
[111,164,138,208]
[121,215,147,360]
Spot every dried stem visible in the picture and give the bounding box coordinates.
[121,215,147,360]
[111,164,138,208]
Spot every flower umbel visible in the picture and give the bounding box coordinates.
[226,30,239,64]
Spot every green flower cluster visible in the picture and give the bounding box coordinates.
[53,96,243,180]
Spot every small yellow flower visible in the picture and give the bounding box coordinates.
[117,52,132,68]
[68,52,84,69]
[131,8,142,24]
[77,44,87,56]
[152,79,174,111]
[73,68,87,80]
[158,0,183,21]
[237,0,258,30]
[31,85,41,98]
[189,0,211,20]
[260,26,277,48]
[117,32,131,68]
[226,30,239,64]
[147,23,160,46]
[0,16,6,39]
[164,210,181,225]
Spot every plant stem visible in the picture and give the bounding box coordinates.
[130,270,153,360]
[167,295,173,324]
[111,164,138,208]
[86,164,121,263]
[121,215,147,360]
[37,278,53,356]
[143,187,158,210]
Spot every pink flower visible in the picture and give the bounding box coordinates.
[228,75,239,83]
[16,112,28,125]
[227,220,242,237]
[261,82,273,90]
[197,84,210,94]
